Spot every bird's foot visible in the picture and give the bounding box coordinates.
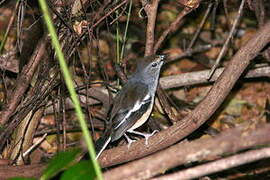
[128,130,159,145]
[124,133,136,149]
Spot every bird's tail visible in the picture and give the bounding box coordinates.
[95,133,111,159]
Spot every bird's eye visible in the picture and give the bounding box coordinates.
[151,62,157,67]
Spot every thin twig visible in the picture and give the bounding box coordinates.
[22,133,47,158]
[167,44,215,63]
[188,2,213,49]
[90,0,128,30]
[154,7,193,53]
[208,0,246,79]
[0,1,19,53]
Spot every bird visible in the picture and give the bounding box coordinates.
[95,55,165,158]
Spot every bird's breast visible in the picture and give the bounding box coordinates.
[129,98,154,130]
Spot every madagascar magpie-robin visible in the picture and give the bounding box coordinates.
[95,55,165,158]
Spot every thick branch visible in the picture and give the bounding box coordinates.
[103,124,270,180]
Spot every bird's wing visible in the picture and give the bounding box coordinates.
[109,82,152,141]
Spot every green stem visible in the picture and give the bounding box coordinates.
[37,0,103,179]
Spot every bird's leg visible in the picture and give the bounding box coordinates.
[128,130,158,145]
[124,133,136,149]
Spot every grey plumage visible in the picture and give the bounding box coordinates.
[95,55,165,158]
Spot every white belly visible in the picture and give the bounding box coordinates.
[129,102,153,130]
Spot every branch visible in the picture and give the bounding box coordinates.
[154,0,201,53]
[0,163,45,179]
[208,0,246,78]
[103,124,270,180]
[153,147,270,180]
[0,37,47,124]
[142,0,160,56]
[160,64,270,89]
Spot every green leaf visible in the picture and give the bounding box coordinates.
[60,160,95,180]
[40,149,81,180]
